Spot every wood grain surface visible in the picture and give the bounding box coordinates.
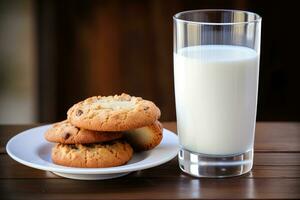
[0,122,299,199]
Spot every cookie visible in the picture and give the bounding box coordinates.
[67,93,161,131]
[45,120,123,144]
[51,140,133,168]
[124,121,163,151]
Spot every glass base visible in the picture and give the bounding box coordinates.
[178,148,253,178]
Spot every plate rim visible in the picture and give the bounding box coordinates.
[6,124,179,175]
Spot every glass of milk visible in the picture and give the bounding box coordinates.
[174,10,262,177]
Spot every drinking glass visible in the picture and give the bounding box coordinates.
[173,9,262,177]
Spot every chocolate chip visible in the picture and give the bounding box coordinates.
[76,109,83,116]
[70,145,78,150]
[64,133,71,140]
[144,106,149,111]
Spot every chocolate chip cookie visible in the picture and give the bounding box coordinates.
[51,140,133,168]
[67,93,161,131]
[45,120,123,144]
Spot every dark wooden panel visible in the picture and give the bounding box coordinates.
[254,122,300,152]
[1,154,300,179]
[1,123,300,199]
[36,0,300,122]
[35,0,58,122]
[254,153,300,166]
[0,178,299,199]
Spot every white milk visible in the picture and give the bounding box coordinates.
[174,45,259,155]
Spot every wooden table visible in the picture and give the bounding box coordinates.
[1,122,300,199]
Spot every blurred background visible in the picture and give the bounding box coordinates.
[0,0,299,124]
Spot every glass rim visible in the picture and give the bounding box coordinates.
[173,9,262,25]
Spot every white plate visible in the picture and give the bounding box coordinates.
[6,125,179,180]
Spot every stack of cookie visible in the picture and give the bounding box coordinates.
[45,93,162,168]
